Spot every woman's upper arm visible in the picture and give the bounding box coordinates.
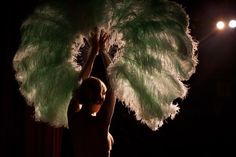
[97,89,116,125]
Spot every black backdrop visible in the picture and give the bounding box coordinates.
[1,0,236,157]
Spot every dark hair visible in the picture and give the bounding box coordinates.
[75,77,106,105]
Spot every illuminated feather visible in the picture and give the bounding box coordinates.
[13,0,198,130]
[108,0,198,130]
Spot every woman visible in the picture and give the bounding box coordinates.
[67,28,116,157]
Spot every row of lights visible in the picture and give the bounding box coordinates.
[216,19,236,30]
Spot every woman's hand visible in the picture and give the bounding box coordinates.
[99,29,109,53]
[90,28,110,53]
[90,27,99,55]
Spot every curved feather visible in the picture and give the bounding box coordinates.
[13,2,81,127]
[108,0,198,130]
[13,0,198,130]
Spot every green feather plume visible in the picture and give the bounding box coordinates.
[13,0,198,130]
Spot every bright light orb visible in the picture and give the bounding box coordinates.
[216,21,225,30]
[228,20,236,28]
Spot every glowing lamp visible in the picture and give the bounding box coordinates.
[228,20,236,29]
[216,21,225,30]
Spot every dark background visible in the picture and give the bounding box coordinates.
[1,0,236,157]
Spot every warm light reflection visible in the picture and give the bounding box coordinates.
[216,21,225,30]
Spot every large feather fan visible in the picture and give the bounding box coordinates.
[13,0,198,130]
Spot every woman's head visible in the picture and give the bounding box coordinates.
[75,77,107,106]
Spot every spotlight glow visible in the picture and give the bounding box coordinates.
[229,20,236,28]
[216,21,225,30]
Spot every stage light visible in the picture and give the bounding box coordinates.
[216,21,225,30]
[228,19,236,29]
